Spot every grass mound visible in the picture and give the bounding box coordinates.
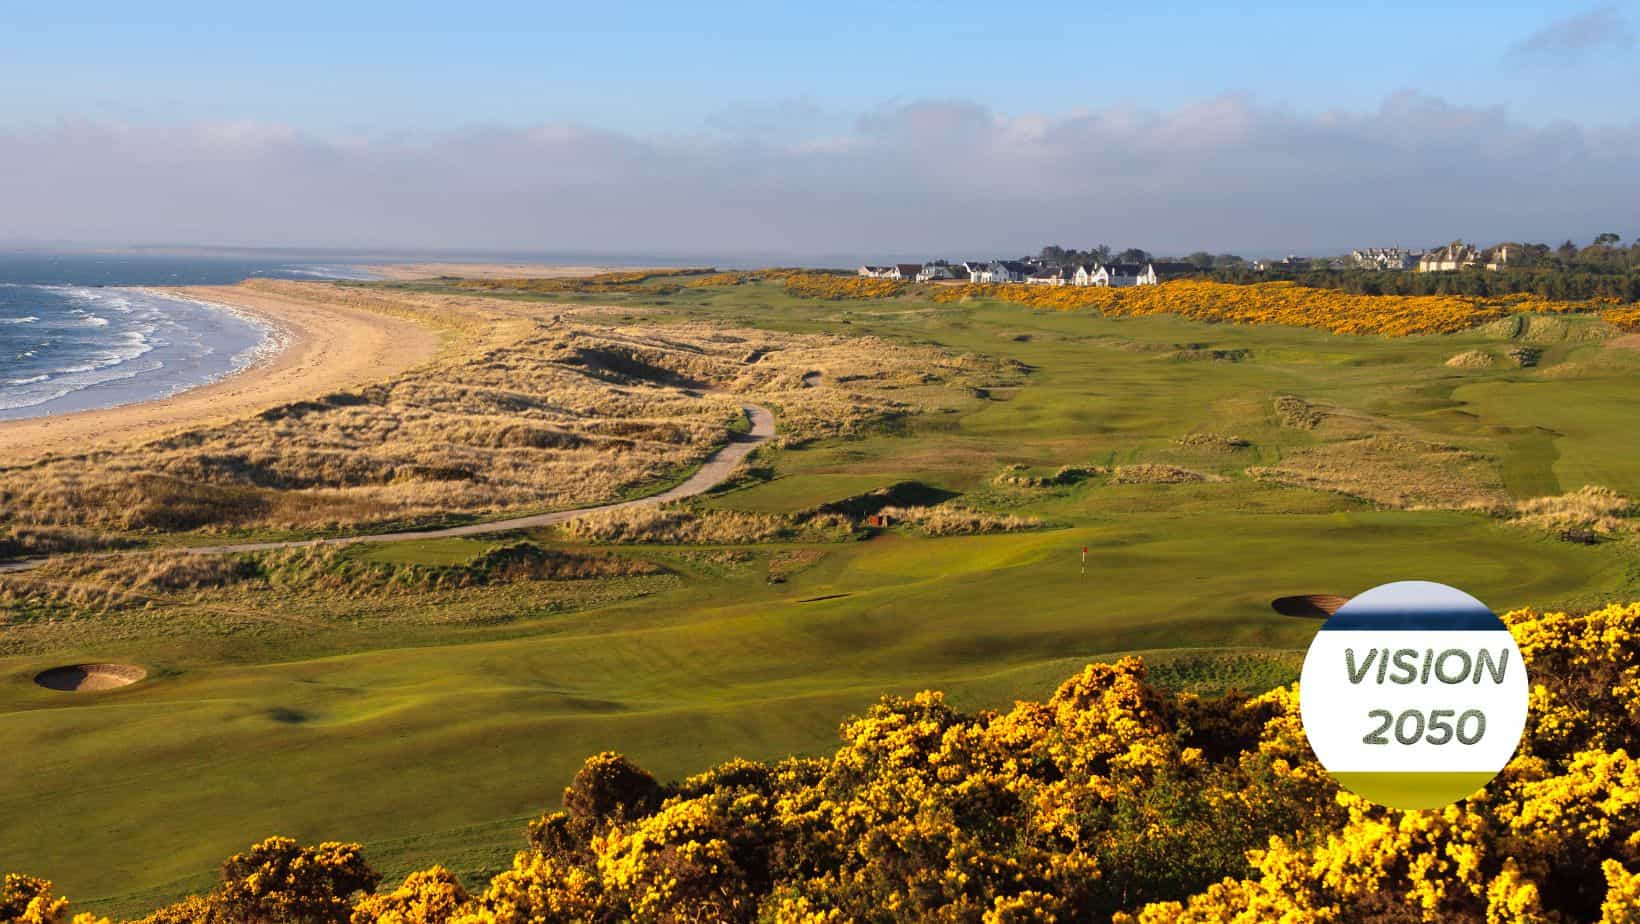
[560,504,856,544]
[812,481,960,518]
[1173,433,1251,452]
[874,505,1043,536]
[1273,394,1326,429]
[993,464,1105,488]
[1508,345,1543,367]
[1110,464,1211,485]
[2,542,660,612]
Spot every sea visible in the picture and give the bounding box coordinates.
[0,249,900,422]
[0,254,376,421]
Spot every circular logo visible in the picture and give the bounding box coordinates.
[1298,580,1529,810]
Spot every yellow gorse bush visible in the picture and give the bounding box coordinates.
[926,279,1623,336]
[13,603,1640,922]
[782,273,909,300]
[1604,305,1640,332]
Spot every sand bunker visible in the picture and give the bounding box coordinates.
[34,663,147,692]
[1445,350,1494,369]
[1271,595,1350,619]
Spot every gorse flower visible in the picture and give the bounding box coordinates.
[11,603,1640,922]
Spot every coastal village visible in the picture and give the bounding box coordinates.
[860,241,1518,287]
[858,259,1196,287]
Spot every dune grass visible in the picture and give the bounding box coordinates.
[4,276,1640,914]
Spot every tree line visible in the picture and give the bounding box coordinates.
[1031,235,1640,302]
[1035,245,1248,269]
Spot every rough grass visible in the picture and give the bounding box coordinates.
[1173,433,1251,452]
[993,464,1106,488]
[1273,394,1326,429]
[0,542,663,615]
[1249,437,1508,509]
[1109,464,1214,485]
[0,283,999,536]
[875,504,1043,536]
[1514,486,1635,533]
[0,526,129,558]
[559,504,857,545]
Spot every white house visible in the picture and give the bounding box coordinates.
[1105,264,1146,287]
[1072,264,1109,287]
[915,263,959,282]
[998,261,1033,283]
[858,265,893,278]
[1352,248,1415,271]
[1026,266,1071,286]
[1069,263,1162,287]
[972,261,1025,284]
[1418,243,1481,273]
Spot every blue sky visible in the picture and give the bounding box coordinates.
[4,1,1635,132]
[0,1,1636,254]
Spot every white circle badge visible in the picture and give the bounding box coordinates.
[1299,580,1529,810]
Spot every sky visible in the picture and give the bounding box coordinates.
[1,0,1636,257]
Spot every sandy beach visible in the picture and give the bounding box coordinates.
[0,281,443,464]
[366,262,665,281]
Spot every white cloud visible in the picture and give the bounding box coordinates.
[1,94,1636,256]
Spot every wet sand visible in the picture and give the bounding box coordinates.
[0,281,443,464]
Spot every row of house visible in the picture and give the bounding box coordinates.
[1417,242,1512,273]
[1254,243,1516,274]
[1352,247,1417,271]
[859,260,1195,288]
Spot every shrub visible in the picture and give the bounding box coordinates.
[215,837,381,924]
[781,274,907,300]
[351,867,470,924]
[563,752,666,830]
[15,602,1640,921]
[929,279,1621,337]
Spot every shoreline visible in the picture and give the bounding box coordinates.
[365,262,661,281]
[0,281,443,464]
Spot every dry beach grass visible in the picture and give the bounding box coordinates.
[0,280,998,535]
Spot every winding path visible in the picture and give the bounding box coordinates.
[0,403,774,572]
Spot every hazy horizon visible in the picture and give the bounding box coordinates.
[3,1,1637,256]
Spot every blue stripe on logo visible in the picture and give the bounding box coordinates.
[1318,607,1501,631]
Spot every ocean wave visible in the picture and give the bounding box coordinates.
[60,286,139,313]
[0,315,40,324]
[0,287,278,418]
[0,359,161,411]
